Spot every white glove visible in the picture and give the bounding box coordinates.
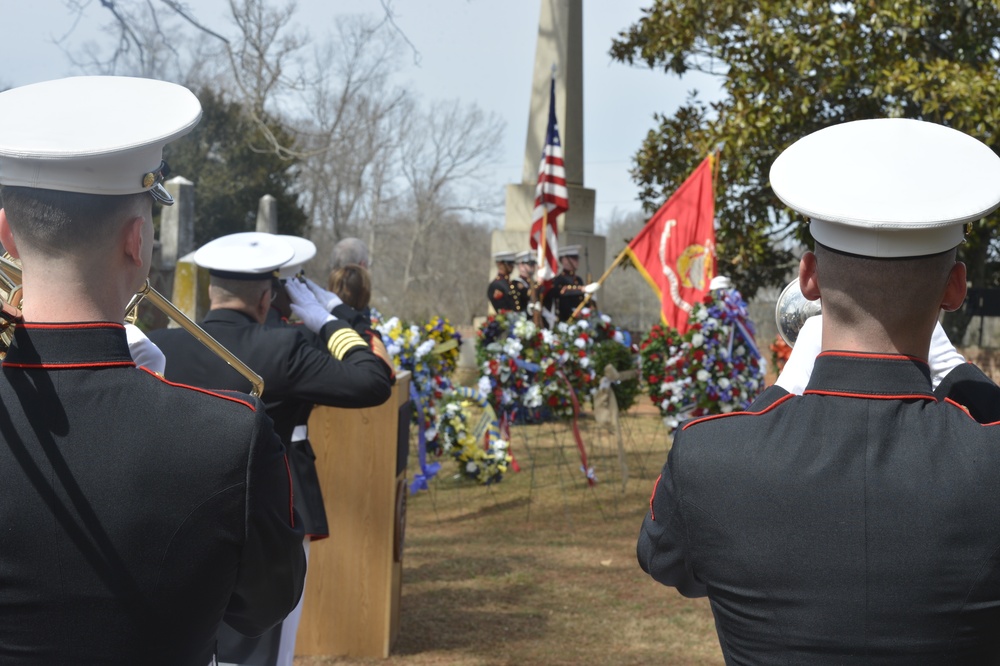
[583,282,600,295]
[125,323,166,375]
[285,278,336,333]
[928,320,964,389]
[303,277,343,312]
[773,314,822,395]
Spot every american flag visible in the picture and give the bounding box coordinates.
[530,77,569,282]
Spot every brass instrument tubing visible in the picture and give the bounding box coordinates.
[133,281,265,397]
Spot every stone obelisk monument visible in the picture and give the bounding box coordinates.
[491,0,605,283]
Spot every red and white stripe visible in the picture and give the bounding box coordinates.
[530,144,569,282]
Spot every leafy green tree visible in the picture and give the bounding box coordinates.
[611,1,1000,340]
[161,87,307,245]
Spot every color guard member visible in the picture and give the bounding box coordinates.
[512,250,535,314]
[542,245,599,323]
[487,250,518,313]
[0,76,305,666]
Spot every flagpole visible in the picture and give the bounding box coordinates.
[568,243,631,321]
[534,207,548,327]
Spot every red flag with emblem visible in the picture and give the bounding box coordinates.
[625,156,716,334]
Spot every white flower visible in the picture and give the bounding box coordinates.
[466,461,479,474]
[425,427,438,441]
[691,333,705,348]
[574,338,587,349]
[736,345,746,356]
[524,384,542,408]
[503,337,524,357]
[415,340,435,359]
[696,369,710,382]
[493,439,508,452]
[660,382,670,393]
[580,357,590,368]
[718,377,731,390]
[663,416,679,429]
[600,314,612,323]
[721,404,734,413]
[613,331,624,344]
[577,320,590,330]
[477,376,492,397]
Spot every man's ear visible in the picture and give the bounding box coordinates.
[123,216,145,267]
[798,251,821,301]
[0,209,20,259]
[940,261,968,312]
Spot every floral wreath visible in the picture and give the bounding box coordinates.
[640,288,765,431]
[475,308,629,421]
[433,388,512,485]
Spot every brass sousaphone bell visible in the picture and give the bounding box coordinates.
[774,278,822,347]
[0,253,264,397]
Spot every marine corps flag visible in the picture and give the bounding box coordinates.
[626,155,716,334]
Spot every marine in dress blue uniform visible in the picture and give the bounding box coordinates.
[487,251,518,313]
[0,76,306,666]
[149,232,393,666]
[638,118,1000,663]
[541,245,599,323]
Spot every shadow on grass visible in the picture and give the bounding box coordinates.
[394,584,547,655]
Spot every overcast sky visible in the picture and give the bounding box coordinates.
[0,0,722,225]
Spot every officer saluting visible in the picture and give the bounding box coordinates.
[487,250,518,313]
[149,231,393,666]
[0,77,305,665]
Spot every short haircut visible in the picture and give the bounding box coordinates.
[328,264,371,310]
[0,185,146,252]
[208,275,272,307]
[329,238,369,271]
[814,242,957,334]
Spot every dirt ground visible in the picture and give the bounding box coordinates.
[294,405,724,666]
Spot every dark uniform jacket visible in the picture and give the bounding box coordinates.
[0,323,305,666]
[149,307,393,540]
[543,270,585,322]
[639,352,1000,664]
[487,275,518,312]
[511,277,531,313]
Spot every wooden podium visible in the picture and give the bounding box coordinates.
[296,371,411,657]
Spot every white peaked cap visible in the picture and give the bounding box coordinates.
[493,251,517,262]
[0,76,202,203]
[194,232,295,279]
[558,245,581,257]
[770,118,1000,257]
[275,235,317,279]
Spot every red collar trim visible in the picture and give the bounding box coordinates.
[20,322,126,331]
[3,360,135,370]
[945,397,1000,426]
[803,388,936,402]
[682,392,796,431]
[140,367,257,412]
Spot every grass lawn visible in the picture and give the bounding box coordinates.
[296,405,724,666]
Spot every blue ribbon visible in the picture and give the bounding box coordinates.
[514,358,540,373]
[409,382,441,494]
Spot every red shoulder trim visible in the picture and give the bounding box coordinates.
[944,397,1000,426]
[804,389,935,402]
[681,393,796,431]
[649,473,662,521]
[817,350,928,365]
[20,322,125,331]
[3,360,135,369]
[139,367,257,412]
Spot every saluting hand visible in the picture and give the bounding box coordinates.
[284,279,336,334]
[303,277,343,312]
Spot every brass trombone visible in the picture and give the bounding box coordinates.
[0,254,264,397]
